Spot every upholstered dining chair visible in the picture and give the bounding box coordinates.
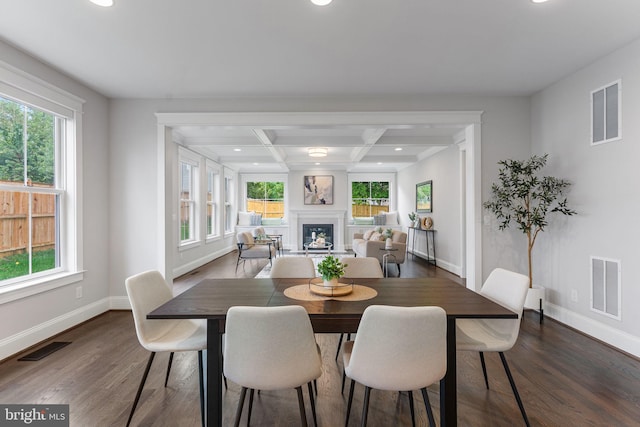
[224,305,322,427]
[335,257,384,361]
[270,256,316,278]
[342,305,447,427]
[456,267,531,426]
[125,270,207,427]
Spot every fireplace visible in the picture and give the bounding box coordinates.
[302,224,333,248]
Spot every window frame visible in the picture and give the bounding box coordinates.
[0,62,84,303]
[205,160,221,241]
[178,148,200,249]
[241,174,287,220]
[348,173,395,219]
[223,168,235,236]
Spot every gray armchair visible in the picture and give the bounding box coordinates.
[236,232,276,273]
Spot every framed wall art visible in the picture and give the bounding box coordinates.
[304,175,333,205]
[416,180,432,213]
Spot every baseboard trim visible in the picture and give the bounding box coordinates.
[173,246,235,278]
[408,250,461,276]
[546,302,640,358]
[0,298,111,362]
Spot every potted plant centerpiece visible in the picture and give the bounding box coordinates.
[317,255,347,288]
[484,154,576,316]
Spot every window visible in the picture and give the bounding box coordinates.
[591,80,621,145]
[246,181,284,218]
[206,162,219,239]
[0,64,82,296]
[224,171,234,233]
[179,149,199,246]
[351,181,390,217]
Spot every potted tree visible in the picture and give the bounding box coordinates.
[484,154,576,315]
[317,255,347,288]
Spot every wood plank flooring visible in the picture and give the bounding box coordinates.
[0,251,638,426]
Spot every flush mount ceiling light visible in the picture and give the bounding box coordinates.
[90,0,114,6]
[308,147,328,157]
[531,0,549,3]
[310,0,332,5]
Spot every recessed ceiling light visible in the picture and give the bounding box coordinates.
[315,162,321,165]
[531,0,549,3]
[90,0,114,7]
[310,0,332,5]
[233,148,241,152]
[253,163,259,166]
[395,147,403,151]
[377,162,383,165]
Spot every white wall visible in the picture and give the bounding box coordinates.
[398,144,462,275]
[0,40,111,360]
[531,38,640,355]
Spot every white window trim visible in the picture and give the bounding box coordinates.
[0,60,84,302]
[205,159,221,242]
[223,168,236,237]
[240,173,288,222]
[178,148,201,248]
[590,79,622,146]
[347,173,396,219]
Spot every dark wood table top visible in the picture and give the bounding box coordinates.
[148,277,517,323]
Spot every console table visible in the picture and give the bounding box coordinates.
[407,227,437,266]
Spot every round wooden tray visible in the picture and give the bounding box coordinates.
[309,279,353,296]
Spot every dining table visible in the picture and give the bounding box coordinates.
[147,276,517,427]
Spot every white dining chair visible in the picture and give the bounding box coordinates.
[270,256,316,278]
[335,257,384,361]
[125,270,207,427]
[343,305,447,427]
[224,305,322,427]
[456,267,531,426]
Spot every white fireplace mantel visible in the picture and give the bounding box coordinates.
[289,210,347,252]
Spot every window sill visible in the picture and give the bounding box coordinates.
[0,270,85,305]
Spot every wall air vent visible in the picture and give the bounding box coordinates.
[591,79,622,145]
[590,256,621,320]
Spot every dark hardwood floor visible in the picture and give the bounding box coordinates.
[1,251,639,426]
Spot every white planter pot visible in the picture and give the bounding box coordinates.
[323,278,339,288]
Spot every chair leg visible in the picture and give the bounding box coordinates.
[345,379,355,427]
[308,381,318,427]
[296,386,308,427]
[247,388,255,427]
[198,350,205,427]
[335,333,345,361]
[126,352,156,427]
[341,368,346,394]
[421,388,436,427]
[396,263,401,277]
[499,352,530,427]
[164,352,174,387]
[234,387,248,427]
[408,390,415,427]
[479,351,490,389]
[361,386,371,427]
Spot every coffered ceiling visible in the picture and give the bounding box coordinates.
[174,123,462,172]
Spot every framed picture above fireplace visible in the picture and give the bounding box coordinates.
[304,175,333,205]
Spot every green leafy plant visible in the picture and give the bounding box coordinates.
[408,212,417,222]
[384,228,393,239]
[484,154,576,287]
[317,255,347,281]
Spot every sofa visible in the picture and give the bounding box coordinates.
[352,229,407,274]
